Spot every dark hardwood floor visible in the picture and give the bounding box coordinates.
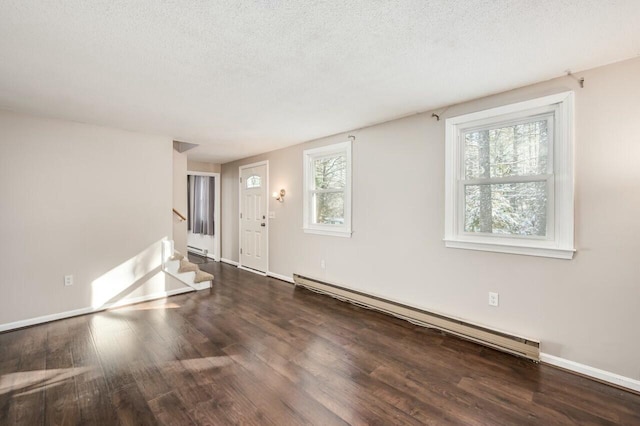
[1,258,639,425]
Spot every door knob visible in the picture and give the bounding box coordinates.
[261,223,266,227]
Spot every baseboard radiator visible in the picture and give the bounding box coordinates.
[187,245,208,256]
[293,274,540,361]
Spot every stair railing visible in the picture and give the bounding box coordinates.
[173,208,187,222]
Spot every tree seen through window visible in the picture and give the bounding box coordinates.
[463,119,550,236]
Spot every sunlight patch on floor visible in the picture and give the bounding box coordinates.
[0,367,95,396]
[116,302,181,311]
[0,356,231,398]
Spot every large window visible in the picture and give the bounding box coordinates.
[444,92,575,259]
[303,141,352,237]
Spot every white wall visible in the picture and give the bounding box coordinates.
[221,57,640,381]
[173,149,188,255]
[0,110,188,327]
[187,160,221,173]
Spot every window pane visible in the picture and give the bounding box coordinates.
[464,119,550,179]
[313,192,345,225]
[313,155,346,190]
[464,182,547,236]
[246,175,261,188]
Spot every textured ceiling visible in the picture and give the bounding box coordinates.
[1,1,639,163]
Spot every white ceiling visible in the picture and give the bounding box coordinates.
[1,1,639,164]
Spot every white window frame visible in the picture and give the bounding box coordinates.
[303,141,352,237]
[444,91,575,259]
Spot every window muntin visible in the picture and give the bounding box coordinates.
[444,92,575,259]
[303,141,352,237]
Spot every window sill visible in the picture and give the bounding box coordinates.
[303,228,352,238]
[444,239,575,259]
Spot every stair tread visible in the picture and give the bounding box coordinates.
[169,251,185,261]
[178,259,199,273]
[194,270,214,283]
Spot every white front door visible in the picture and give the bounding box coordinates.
[240,163,268,272]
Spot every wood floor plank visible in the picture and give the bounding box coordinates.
[0,258,639,425]
[74,372,119,425]
[91,328,138,394]
[43,346,81,426]
[222,342,349,425]
[147,391,195,425]
[69,319,118,425]
[111,383,157,425]
[6,350,46,426]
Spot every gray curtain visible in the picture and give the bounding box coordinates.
[188,175,215,235]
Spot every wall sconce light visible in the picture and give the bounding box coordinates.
[273,189,286,202]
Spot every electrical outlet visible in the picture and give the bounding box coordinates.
[488,292,499,307]
[320,259,326,269]
[64,275,73,287]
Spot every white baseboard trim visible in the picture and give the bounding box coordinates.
[540,353,640,393]
[0,286,194,333]
[238,265,267,276]
[267,271,295,284]
[187,282,211,291]
[220,258,239,266]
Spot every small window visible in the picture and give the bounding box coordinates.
[445,92,575,259]
[303,141,352,237]
[245,175,261,188]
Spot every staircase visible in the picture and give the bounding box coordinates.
[162,240,214,291]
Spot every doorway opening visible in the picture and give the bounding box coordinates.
[187,172,221,262]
